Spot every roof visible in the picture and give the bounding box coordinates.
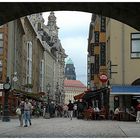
[64,80,86,88]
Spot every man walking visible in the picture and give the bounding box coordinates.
[24,98,32,127]
[67,100,74,120]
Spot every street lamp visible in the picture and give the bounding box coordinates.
[106,80,111,119]
[45,83,51,119]
[2,77,11,122]
[11,72,18,90]
[56,82,59,104]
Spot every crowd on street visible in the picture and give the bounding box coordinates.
[2,97,139,127]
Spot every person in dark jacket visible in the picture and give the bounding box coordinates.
[67,100,74,120]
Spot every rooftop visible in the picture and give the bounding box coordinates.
[64,80,86,88]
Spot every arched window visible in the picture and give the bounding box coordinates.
[131,78,140,85]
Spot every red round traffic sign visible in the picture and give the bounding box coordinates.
[99,74,108,83]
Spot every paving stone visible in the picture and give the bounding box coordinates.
[0,117,140,138]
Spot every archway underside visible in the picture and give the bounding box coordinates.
[0,2,140,30]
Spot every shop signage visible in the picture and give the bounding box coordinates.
[99,74,108,83]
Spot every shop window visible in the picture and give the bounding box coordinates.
[131,33,140,58]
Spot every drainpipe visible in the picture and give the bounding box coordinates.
[121,24,125,85]
[14,21,17,89]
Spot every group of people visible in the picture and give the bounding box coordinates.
[113,101,140,123]
[16,99,79,127]
[17,98,32,127]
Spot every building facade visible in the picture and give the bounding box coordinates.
[87,14,140,111]
[0,11,67,115]
[64,80,87,104]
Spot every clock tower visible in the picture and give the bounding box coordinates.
[65,58,76,80]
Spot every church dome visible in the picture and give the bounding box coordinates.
[66,58,74,65]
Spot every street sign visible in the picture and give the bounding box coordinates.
[99,74,108,83]
[0,83,3,89]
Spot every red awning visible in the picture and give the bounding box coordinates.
[74,93,85,100]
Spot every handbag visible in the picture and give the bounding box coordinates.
[16,108,21,115]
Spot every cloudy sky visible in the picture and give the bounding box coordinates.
[43,11,92,86]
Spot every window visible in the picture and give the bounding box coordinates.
[0,47,3,54]
[0,33,3,39]
[0,33,3,54]
[100,16,106,32]
[94,54,99,74]
[90,63,94,80]
[131,33,140,58]
[38,23,41,31]
[90,44,94,56]
[0,60,2,80]
[100,43,106,66]
[26,41,32,85]
[40,59,44,92]
[94,31,99,44]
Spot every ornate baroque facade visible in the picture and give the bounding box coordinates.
[3,11,66,106]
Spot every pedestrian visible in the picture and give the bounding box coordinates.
[94,106,100,120]
[73,104,78,117]
[43,103,46,118]
[136,101,140,123]
[50,101,55,117]
[67,100,74,120]
[63,104,68,118]
[114,107,120,120]
[24,98,32,127]
[18,99,24,127]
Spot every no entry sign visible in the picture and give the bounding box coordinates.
[99,74,108,83]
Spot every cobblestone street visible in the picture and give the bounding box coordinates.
[0,117,140,138]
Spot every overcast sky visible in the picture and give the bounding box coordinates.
[43,11,92,86]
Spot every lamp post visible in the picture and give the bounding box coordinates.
[106,80,111,119]
[46,83,51,119]
[2,77,11,122]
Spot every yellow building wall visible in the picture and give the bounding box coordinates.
[108,18,140,85]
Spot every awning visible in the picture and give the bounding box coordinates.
[74,93,84,100]
[82,87,108,100]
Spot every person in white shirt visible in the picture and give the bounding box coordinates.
[114,107,120,120]
[94,106,100,120]
[24,98,32,127]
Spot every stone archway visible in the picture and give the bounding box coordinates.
[0,2,140,30]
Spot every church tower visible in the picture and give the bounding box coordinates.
[47,11,59,45]
[65,58,76,80]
